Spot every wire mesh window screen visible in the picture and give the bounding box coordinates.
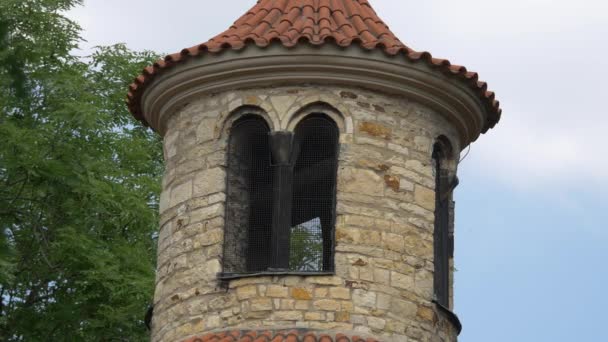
[291,115,339,272]
[433,145,451,307]
[223,116,274,274]
[222,114,339,276]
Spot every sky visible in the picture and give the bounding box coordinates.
[68,1,608,340]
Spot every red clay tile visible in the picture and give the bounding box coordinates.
[128,0,501,130]
[184,331,379,342]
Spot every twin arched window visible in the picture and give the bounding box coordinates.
[222,114,339,276]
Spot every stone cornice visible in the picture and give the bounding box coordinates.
[141,43,488,146]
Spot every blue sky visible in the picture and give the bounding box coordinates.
[456,167,608,340]
[69,0,608,340]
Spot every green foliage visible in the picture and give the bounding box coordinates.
[0,0,162,340]
[289,220,323,272]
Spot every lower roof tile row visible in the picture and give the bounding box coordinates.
[184,330,379,342]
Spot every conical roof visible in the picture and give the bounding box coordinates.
[128,0,501,128]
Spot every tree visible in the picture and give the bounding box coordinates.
[289,219,324,272]
[0,0,162,340]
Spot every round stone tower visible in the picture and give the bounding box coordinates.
[128,1,501,341]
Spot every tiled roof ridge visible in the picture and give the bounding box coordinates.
[127,0,501,129]
[183,329,379,342]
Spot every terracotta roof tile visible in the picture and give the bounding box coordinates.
[184,330,379,342]
[128,0,501,130]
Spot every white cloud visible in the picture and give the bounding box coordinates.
[464,114,607,190]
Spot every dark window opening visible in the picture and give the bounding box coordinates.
[433,143,453,308]
[223,116,274,274]
[222,114,339,276]
[291,116,339,272]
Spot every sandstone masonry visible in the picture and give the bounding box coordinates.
[152,85,461,342]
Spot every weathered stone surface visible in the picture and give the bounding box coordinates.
[390,298,417,318]
[305,311,325,321]
[306,276,343,286]
[359,122,392,140]
[153,85,459,342]
[336,311,351,322]
[193,168,225,197]
[373,268,390,285]
[169,181,192,209]
[338,168,384,195]
[352,289,376,308]
[164,131,179,160]
[387,142,409,156]
[159,190,170,213]
[391,271,414,290]
[313,299,341,311]
[417,305,437,323]
[250,298,273,311]
[383,232,405,253]
[236,285,257,300]
[196,118,216,143]
[367,316,386,330]
[384,175,400,192]
[414,136,431,152]
[415,185,436,211]
[399,178,415,192]
[266,285,289,298]
[314,288,328,298]
[272,310,303,320]
[330,287,351,300]
[190,203,224,223]
[291,287,312,300]
[269,95,297,117]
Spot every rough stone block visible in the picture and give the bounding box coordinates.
[169,181,192,208]
[306,276,343,286]
[190,203,224,223]
[352,289,376,308]
[391,271,414,290]
[367,316,386,330]
[314,288,328,298]
[273,310,303,321]
[313,299,341,311]
[414,136,431,153]
[266,285,289,298]
[390,298,417,318]
[280,299,295,310]
[417,305,437,323]
[236,285,257,300]
[359,121,392,140]
[291,287,313,300]
[338,168,384,195]
[414,185,435,211]
[329,287,351,300]
[304,311,325,321]
[159,190,171,213]
[373,268,390,285]
[250,298,273,311]
[193,168,225,197]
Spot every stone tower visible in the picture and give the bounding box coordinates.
[127,1,501,341]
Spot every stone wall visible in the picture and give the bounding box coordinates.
[153,84,461,342]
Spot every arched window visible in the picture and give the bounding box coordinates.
[291,115,339,272]
[222,113,339,277]
[433,139,456,308]
[223,116,274,274]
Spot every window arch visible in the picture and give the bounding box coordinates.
[433,138,456,308]
[222,113,340,277]
[223,115,274,274]
[290,115,339,272]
